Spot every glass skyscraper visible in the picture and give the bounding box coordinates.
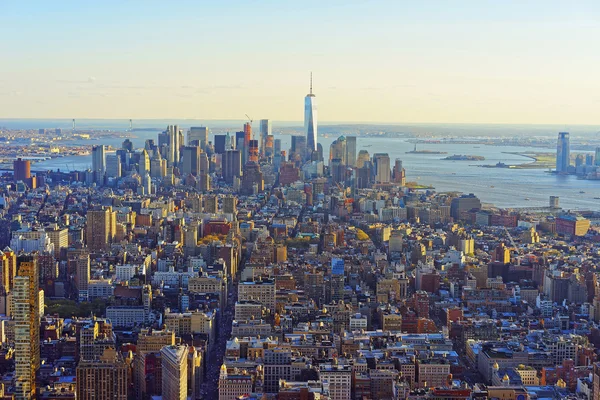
[304,74,318,154]
[556,132,570,173]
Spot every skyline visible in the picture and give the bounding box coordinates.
[1,1,600,124]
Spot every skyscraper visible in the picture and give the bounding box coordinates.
[182,146,200,176]
[373,153,391,183]
[86,207,116,252]
[214,135,227,154]
[329,136,347,165]
[105,154,122,179]
[188,127,209,149]
[244,122,252,147]
[92,145,106,183]
[595,147,600,167]
[13,158,31,182]
[345,136,357,167]
[556,132,570,173]
[161,345,188,400]
[259,119,272,155]
[222,150,242,184]
[248,139,259,163]
[166,125,181,167]
[76,347,128,400]
[304,73,318,154]
[139,149,150,177]
[13,254,40,400]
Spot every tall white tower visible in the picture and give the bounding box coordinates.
[304,73,318,154]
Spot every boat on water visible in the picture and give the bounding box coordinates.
[524,198,530,201]
[580,191,586,194]
[594,197,600,200]
[490,185,495,188]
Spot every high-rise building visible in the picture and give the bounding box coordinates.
[243,123,252,147]
[373,153,391,183]
[75,254,90,301]
[188,126,209,149]
[13,158,31,182]
[259,119,272,155]
[265,135,274,159]
[86,207,117,252]
[356,150,370,169]
[248,140,259,163]
[221,150,242,183]
[595,147,600,167]
[345,136,357,167]
[166,125,181,167]
[76,347,127,400]
[182,146,200,176]
[393,158,406,186]
[91,145,106,183]
[105,154,122,179]
[161,345,188,400]
[222,150,242,184]
[304,73,318,154]
[134,329,175,398]
[139,149,150,177]
[214,135,227,154]
[291,136,307,161]
[13,254,40,400]
[556,132,570,173]
[241,162,264,195]
[222,195,237,215]
[330,136,347,165]
[2,248,16,293]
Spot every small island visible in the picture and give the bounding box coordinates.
[406,150,448,155]
[443,154,485,161]
[406,145,447,155]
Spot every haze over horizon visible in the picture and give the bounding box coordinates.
[1,1,599,125]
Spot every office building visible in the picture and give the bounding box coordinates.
[222,195,237,215]
[393,158,406,185]
[76,347,128,400]
[182,146,200,176]
[214,134,227,154]
[305,73,318,153]
[188,126,209,149]
[556,132,570,173]
[161,345,188,400]
[86,207,116,252]
[240,162,264,195]
[291,135,307,161]
[356,150,370,168]
[248,139,259,163]
[75,254,90,301]
[222,150,242,184]
[244,123,252,148]
[13,254,40,400]
[330,136,347,165]
[319,363,352,400]
[238,279,276,310]
[139,149,150,177]
[165,125,181,167]
[134,329,175,398]
[105,154,121,179]
[265,134,274,158]
[259,119,272,155]
[346,136,357,167]
[13,158,31,182]
[373,153,391,183]
[450,194,482,220]
[91,145,106,183]
[219,363,253,400]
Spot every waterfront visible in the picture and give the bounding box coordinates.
[29,131,600,211]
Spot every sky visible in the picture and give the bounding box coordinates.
[1,1,599,124]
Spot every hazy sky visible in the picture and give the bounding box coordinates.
[1,1,599,124]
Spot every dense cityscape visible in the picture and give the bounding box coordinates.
[0,73,598,400]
